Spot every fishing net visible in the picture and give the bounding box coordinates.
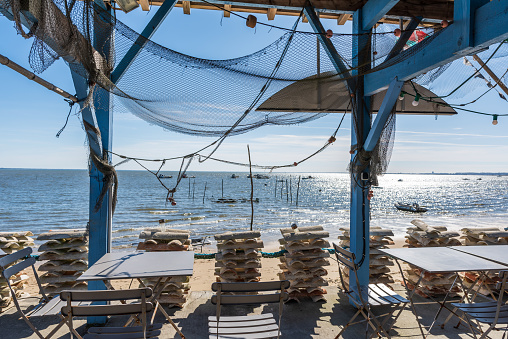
[1,0,507,184]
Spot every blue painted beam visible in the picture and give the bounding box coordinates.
[349,8,371,302]
[364,77,403,152]
[455,0,489,52]
[365,0,508,95]
[361,0,400,31]
[111,0,178,84]
[303,5,354,91]
[385,17,421,61]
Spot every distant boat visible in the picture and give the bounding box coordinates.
[477,178,482,180]
[240,198,260,203]
[158,174,172,179]
[247,174,269,179]
[395,202,428,213]
[182,174,195,178]
[215,198,237,203]
[302,176,314,179]
[463,178,470,180]
[398,179,403,182]
[231,174,238,178]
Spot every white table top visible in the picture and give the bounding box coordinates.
[77,251,194,281]
[449,245,508,267]
[380,247,508,273]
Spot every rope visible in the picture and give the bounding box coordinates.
[55,99,76,138]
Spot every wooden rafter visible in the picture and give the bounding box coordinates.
[267,7,276,20]
[182,0,190,14]
[223,4,231,17]
[139,0,150,11]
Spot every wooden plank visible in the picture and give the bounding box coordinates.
[337,13,350,25]
[183,0,191,14]
[139,0,150,11]
[267,7,276,20]
[223,4,231,17]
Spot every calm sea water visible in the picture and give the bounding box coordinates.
[1,169,507,250]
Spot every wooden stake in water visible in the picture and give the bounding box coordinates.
[280,179,283,199]
[248,145,254,231]
[203,182,207,204]
[275,176,277,198]
[296,176,301,206]
[286,179,289,202]
[290,177,293,204]
[222,179,224,198]
[192,179,196,200]
[188,178,191,197]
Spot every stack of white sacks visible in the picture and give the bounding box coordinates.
[460,227,508,296]
[404,219,461,298]
[137,228,192,308]
[337,226,395,286]
[278,225,330,302]
[215,231,263,282]
[0,231,34,309]
[37,230,88,296]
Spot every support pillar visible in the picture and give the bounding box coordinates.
[349,9,372,298]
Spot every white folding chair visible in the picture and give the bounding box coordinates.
[333,243,409,338]
[0,247,71,339]
[60,287,162,339]
[209,280,289,339]
[451,270,508,339]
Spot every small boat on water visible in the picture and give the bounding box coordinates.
[398,179,403,182]
[395,202,428,213]
[158,174,172,179]
[247,174,269,179]
[302,176,314,179]
[182,174,195,178]
[215,198,237,203]
[240,198,260,203]
[231,174,238,178]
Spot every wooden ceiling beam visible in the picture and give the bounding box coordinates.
[223,4,231,17]
[267,7,277,20]
[182,0,191,14]
[139,0,150,11]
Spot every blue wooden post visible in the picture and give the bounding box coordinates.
[349,9,371,299]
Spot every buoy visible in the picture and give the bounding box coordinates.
[293,162,298,166]
[246,15,257,28]
[441,20,449,28]
[171,201,177,206]
[394,28,401,37]
[328,136,336,143]
[326,29,333,38]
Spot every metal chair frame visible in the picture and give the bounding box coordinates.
[60,287,159,339]
[452,270,508,339]
[0,247,68,339]
[333,243,409,338]
[209,280,290,339]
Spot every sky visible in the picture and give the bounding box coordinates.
[1,6,507,173]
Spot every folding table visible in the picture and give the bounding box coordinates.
[78,251,194,339]
[380,247,508,338]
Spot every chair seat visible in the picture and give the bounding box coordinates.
[208,313,279,339]
[26,296,66,318]
[367,283,409,306]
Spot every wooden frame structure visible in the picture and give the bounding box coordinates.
[2,0,508,322]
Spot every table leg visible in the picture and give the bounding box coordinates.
[394,259,426,338]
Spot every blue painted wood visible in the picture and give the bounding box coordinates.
[454,0,489,52]
[303,5,354,91]
[111,0,178,84]
[365,0,508,95]
[350,9,371,302]
[361,0,399,31]
[363,77,403,152]
[385,17,422,61]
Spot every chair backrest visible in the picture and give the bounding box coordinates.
[333,242,358,293]
[60,288,153,317]
[0,247,34,280]
[211,281,289,306]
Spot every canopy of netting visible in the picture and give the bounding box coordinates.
[2,0,507,138]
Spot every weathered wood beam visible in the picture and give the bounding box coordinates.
[223,4,231,17]
[183,0,191,14]
[364,0,508,95]
[303,4,354,91]
[363,77,403,152]
[267,7,276,20]
[361,0,399,31]
[337,13,350,25]
[139,0,150,11]
[472,55,508,98]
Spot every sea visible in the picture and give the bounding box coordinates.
[0,169,507,251]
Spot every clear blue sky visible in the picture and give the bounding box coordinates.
[1,8,507,173]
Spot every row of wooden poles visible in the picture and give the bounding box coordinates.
[183,176,304,205]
